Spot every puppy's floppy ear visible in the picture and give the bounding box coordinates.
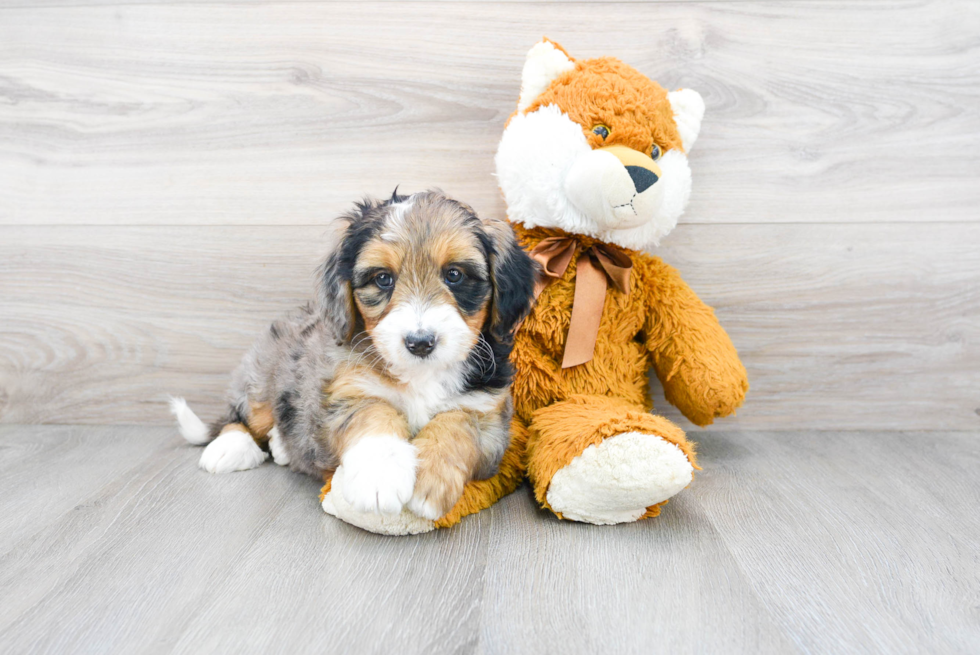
[317,199,379,344]
[316,246,354,344]
[482,217,536,342]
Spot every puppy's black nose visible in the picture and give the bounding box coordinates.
[625,166,658,193]
[404,331,436,357]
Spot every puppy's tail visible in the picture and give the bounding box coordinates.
[168,397,212,445]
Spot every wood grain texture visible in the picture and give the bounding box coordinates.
[2,222,978,429]
[0,424,170,554]
[692,430,980,654]
[479,484,797,654]
[0,0,733,6]
[0,1,978,226]
[0,425,978,654]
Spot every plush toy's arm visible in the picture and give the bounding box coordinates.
[639,256,748,427]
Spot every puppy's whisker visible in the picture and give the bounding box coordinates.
[344,332,374,369]
[471,334,496,380]
[483,339,497,379]
[348,341,386,374]
[349,332,371,353]
[348,346,379,371]
[360,348,385,371]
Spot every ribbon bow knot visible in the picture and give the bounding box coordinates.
[528,236,633,369]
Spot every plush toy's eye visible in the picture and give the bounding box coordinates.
[444,267,463,286]
[650,144,662,161]
[592,124,610,140]
[374,272,394,289]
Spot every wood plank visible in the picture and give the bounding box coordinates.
[693,430,980,653]
[0,0,732,7]
[1,1,977,226]
[170,480,490,654]
[0,425,172,554]
[2,222,978,429]
[479,483,798,654]
[0,428,312,650]
[650,221,980,432]
[0,425,489,654]
[0,225,322,425]
[1,426,977,653]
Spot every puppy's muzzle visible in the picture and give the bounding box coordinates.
[404,331,436,358]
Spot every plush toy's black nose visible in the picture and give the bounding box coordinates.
[404,331,436,357]
[625,166,658,193]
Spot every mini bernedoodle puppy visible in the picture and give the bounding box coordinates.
[171,190,536,520]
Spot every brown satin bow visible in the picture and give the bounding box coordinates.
[528,236,633,368]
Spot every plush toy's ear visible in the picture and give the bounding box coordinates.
[518,38,576,112]
[667,89,706,152]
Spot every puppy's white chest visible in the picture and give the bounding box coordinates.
[399,378,453,433]
[353,372,489,434]
[399,384,499,433]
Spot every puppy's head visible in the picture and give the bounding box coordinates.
[319,189,535,383]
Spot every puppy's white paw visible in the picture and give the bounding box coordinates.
[199,430,268,474]
[341,436,418,515]
[406,497,442,522]
[268,427,290,466]
[323,466,436,535]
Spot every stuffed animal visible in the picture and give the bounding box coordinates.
[322,38,748,532]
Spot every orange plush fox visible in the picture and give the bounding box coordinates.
[323,39,748,533]
[494,38,749,525]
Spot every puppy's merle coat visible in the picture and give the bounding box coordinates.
[171,190,536,520]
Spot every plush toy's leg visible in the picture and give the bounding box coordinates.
[526,394,699,525]
[319,415,529,535]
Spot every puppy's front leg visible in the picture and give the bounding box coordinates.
[407,410,481,521]
[333,401,418,515]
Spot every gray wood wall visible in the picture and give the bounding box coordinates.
[1,0,978,430]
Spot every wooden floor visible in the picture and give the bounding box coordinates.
[0,425,977,654]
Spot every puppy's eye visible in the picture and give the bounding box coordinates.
[374,272,394,289]
[444,267,463,285]
[650,144,662,161]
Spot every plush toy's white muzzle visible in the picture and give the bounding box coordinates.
[564,147,666,231]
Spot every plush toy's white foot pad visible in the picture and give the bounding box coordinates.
[323,465,435,536]
[546,432,694,525]
[340,436,418,515]
[268,427,290,466]
[199,430,268,473]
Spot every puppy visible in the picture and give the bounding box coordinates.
[170,190,536,520]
